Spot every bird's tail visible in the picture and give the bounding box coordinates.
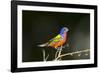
[38,42,48,47]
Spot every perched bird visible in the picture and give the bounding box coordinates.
[38,27,69,49]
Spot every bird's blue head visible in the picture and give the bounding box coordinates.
[60,27,69,35]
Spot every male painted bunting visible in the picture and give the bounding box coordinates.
[38,27,69,49]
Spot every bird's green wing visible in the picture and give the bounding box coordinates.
[48,34,62,46]
[53,34,62,41]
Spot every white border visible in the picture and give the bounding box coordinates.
[17,5,94,68]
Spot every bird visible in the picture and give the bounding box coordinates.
[38,27,69,50]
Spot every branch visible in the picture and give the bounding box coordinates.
[54,46,63,61]
[45,54,49,61]
[55,49,90,60]
[42,49,46,61]
[58,46,62,57]
[55,50,58,58]
[42,49,49,61]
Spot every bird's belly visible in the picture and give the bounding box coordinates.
[52,40,65,49]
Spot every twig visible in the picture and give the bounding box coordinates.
[55,49,90,60]
[55,50,58,58]
[42,49,49,61]
[54,46,63,61]
[42,49,46,61]
[45,54,49,61]
[58,46,62,57]
[57,46,62,60]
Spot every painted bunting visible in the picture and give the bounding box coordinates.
[38,27,69,49]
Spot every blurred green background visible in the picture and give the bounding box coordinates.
[22,10,90,62]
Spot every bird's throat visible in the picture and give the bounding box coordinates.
[61,32,67,38]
